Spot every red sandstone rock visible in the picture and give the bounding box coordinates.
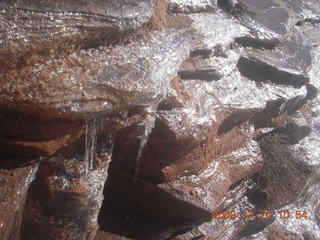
[21,156,110,240]
[0,163,39,240]
[0,0,319,239]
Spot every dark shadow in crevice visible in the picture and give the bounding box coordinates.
[217,109,258,135]
[246,187,269,210]
[157,99,183,111]
[0,141,44,169]
[0,108,83,142]
[217,0,245,16]
[237,56,308,88]
[178,69,222,81]
[296,18,320,27]
[110,118,200,184]
[190,49,212,59]
[98,166,211,239]
[235,36,279,50]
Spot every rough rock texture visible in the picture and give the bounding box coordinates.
[21,157,110,240]
[0,164,38,240]
[0,0,156,73]
[0,0,320,239]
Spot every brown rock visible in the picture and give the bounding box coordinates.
[94,231,132,240]
[0,0,156,72]
[0,163,39,240]
[100,167,212,225]
[21,156,110,240]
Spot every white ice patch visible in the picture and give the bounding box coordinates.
[308,46,320,89]
[210,70,307,109]
[191,13,249,48]
[168,0,215,8]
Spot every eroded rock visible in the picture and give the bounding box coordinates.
[0,0,319,239]
[0,0,156,71]
[168,0,217,14]
[0,28,192,118]
[22,156,110,240]
[0,163,38,240]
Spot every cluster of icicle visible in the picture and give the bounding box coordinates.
[83,102,158,180]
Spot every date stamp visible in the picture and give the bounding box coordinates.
[212,209,308,220]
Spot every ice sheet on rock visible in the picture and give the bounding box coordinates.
[290,133,320,167]
[181,46,241,79]
[0,9,79,42]
[0,27,192,116]
[237,0,296,37]
[24,157,110,239]
[283,0,320,21]
[158,139,262,211]
[272,198,320,239]
[228,140,262,168]
[245,33,313,76]
[157,48,240,141]
[210,70,307,110]
[0,0,155,77]
[169,0,215,7]
[308,46,320,89]
[206,47,241,77]
[217,138,263,183]
[89,28,190,101]
[158,38,308,140]
[82,162,110,210]
[191,13,249,48]
[159,160,230,210]
[0,0,155,30]
[158,79,220,141]
[168,0,217,13]
[83,28,190,111]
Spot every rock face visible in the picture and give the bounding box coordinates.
[0,164,38,240]
[0,0,319,240]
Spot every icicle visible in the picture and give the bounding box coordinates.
[134,135,149,181]
[85,118,98,173]
[134,103,158,181]
[99,133,114,164]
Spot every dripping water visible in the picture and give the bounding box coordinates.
[85,118,98,173]
[134,103,158,181]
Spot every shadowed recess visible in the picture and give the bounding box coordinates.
[237,57,309,87]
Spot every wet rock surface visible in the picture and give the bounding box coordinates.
[0,163,39,240]
[0,0,320,239]
[0,0,156,72]
[21,156,110,240]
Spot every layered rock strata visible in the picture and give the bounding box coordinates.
[0,0,319,239]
